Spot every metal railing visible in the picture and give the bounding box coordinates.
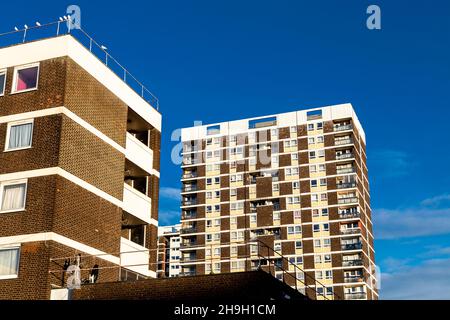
[339,212,360,219]
[341,243,363,250]
[337,182,357,189]
[345,293,367,300]
[342,260,363,267]
[0,19,159,109]
[182,172,198,179]
[336,153,354,160]
[338,197,359,204]
[344,276,364,283]
[341,228,361,235]
[335,139,353,146]
[336,168,356,175]
[334,124,353,132]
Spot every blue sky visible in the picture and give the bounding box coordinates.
[2,0,449,299]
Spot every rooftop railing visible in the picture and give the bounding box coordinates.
[0,19,159,110]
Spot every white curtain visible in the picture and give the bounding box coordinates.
[8,123,33,149]
[1,184,26,211]
[0,248,19,276]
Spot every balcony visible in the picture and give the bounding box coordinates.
[337,182,357,189]
[341,228,361,235]
[123,183,152,224]
[181,271,197,277]
[334,124,353,132]
[125,132,153,174]
[339,212,360,219]
[341,243,363,251]
[338,197,358,205]
[181,227,197,234]
[182,172,198,179]
[182,255,197,262]
[180,241,197,249]
[182,213,197,220]
[182,199,197,206]
[345,293,367,300]
[336,153,354,160]
[120,237,151,277]
[336,167,356,175]
[344,276,364,283]
[183,185,198,192]
[335,138,353,146]
[342,260,363,267]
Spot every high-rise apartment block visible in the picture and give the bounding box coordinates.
[0,33,161,299]
[179,104,377,300]
[157,224,181,278]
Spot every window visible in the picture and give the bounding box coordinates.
[320,193,328,201]
[287,196,300,205]
[273,212,280,221]
[206,234,212,242]
[206,206,212,213]
[307,124,314,131]
[230,161,237,169]
[293,210,301,219]
[214,248,221,256]
[214,177,220,185]
[250,215,257,223]
[325,270,333,280]
[272,183,279,193]
[313,224,320,232]
[206,192,212,199]
[214,205,220,212]
[206,138,212,145]
[320,178,327,186]
[0,69,6,96]
[5,120,34,151]
[274,242,281,251]
[324,238,331,247]
[214,219,221,226]
[324,254,332,263]
[314,255,322,264]
[321,208,329,216]
[271,155,279,164]
[206,220,212,227]
[231,246,238,255]
[295,241,302,249]
[230,188,237,197]
[1,181,27,212]
[292,182,300,190]
[206,151,213,159]
[317,136,324,143]
[0,247,20,279]
[291,153,298,161]
[290,126,297,133]
[318,164,326,172]
[309,165,317,173]
[311,194,318,202]
[314,239,321,248]
[317,122,323,130]
[315,271,323,280]
[214,191,220,198]
[312,209,319,217]
[230,135,237,143]
[271,129,278,137]
[317,149,325,158]
[230,217,237,225]
[308,137,315,144]
[206,178,212,186]
[323,223,329,232]
[288,225,301,234]
[309,151,316,159]
[12,64,39,93]
[311,180,317,188]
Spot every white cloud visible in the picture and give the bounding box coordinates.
[381,258,450,299]
[158,210,181,226]
[369,149,413,178]
[421,194,450,207]
[374,207,450,239]
[160,187,181,201]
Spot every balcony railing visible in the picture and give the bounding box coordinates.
[342,260,363,267]
[182,255,197,262]
[344,276,364,283]
[335,139,353,146]
[339,212,361,219]
[125,132,154,174]
[345,293,367,300]
[341,243,363,250]
[180,241,197,248]
[181,227,197,234]
[183,199,197,206]
[180,271,197,277]
[182,172,198,179]
[337,182,357,189]
[334,124,353,132]
[123,183,152,224]
[341,228,361,235]
[336,153,354,160]
[183,185,198,192]
[182,213,197,220]
[338,197,358,204]
[336,167,356,175]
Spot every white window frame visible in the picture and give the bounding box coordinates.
[11,63,40,94]
[0,179,28,213]
[5,119,34,152]
[0,245,20,280]
[0,69,6,96]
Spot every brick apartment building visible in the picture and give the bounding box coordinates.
[179,104,377,300]
[0,33,161,299]
[157,224,181,278]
